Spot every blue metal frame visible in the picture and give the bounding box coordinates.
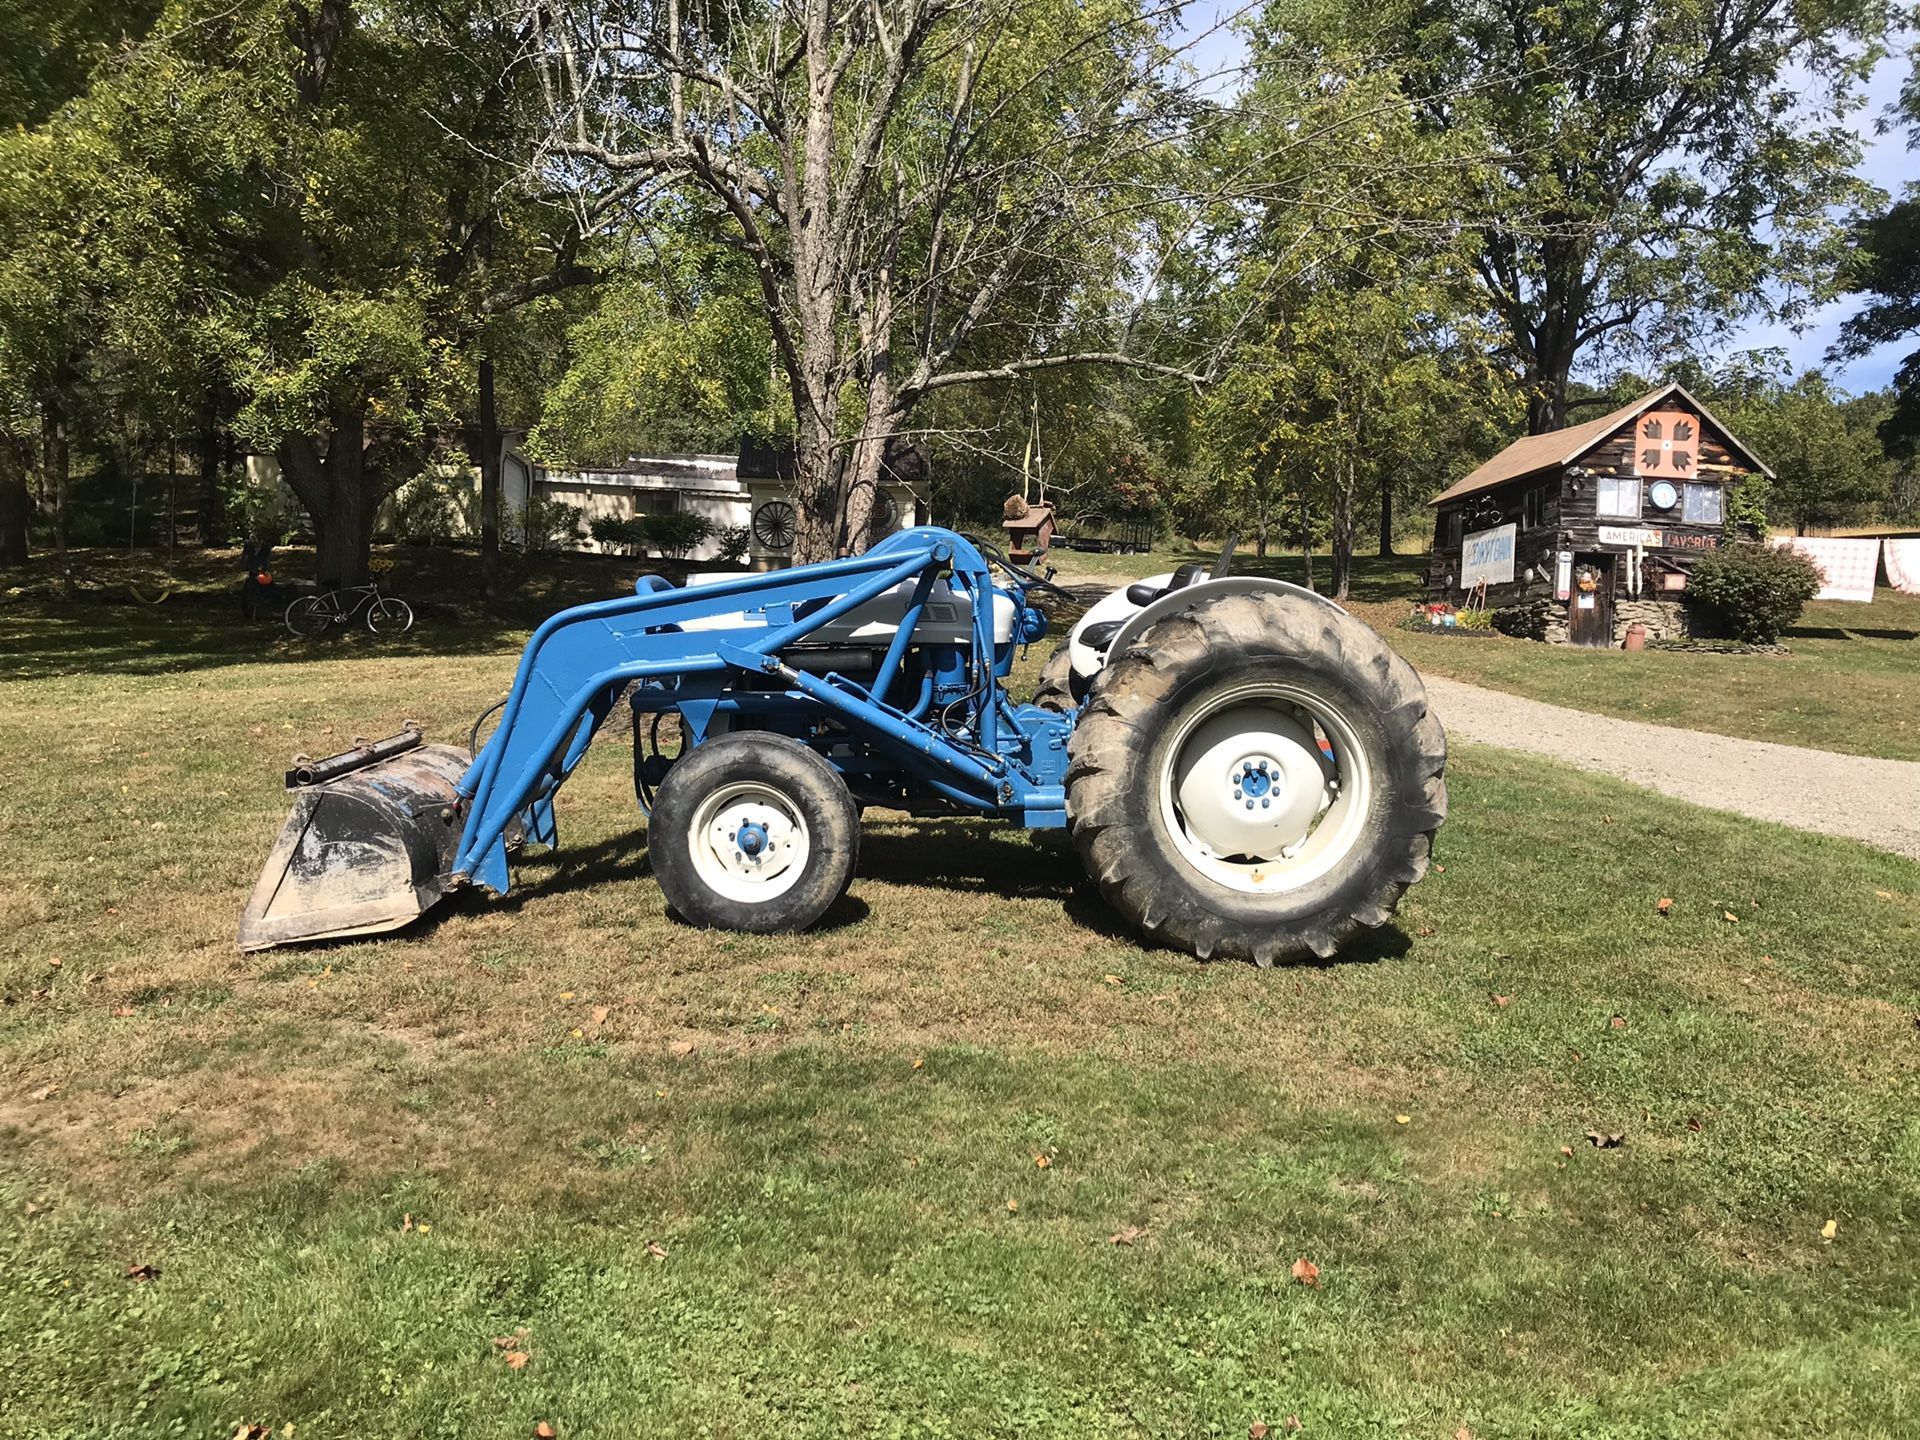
[450,527,1070,897]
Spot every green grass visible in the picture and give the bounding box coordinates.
[1051,543,1920,762]
[3,592,1920,1437]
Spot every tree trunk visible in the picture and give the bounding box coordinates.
[791,411,843,564]
[1330,457,1355,603]
[1299,490,1314,592]
[1377,470,1394,557]
[198,406,226,547]
[0,445,29,565]
[279,405,378,587]
[42,384,73,597]
[477,355,501,596]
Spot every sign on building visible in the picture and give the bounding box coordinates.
[1460,523,1517,588]
[1598,525,1663,548]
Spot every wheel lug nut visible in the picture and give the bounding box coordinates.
[1245,799,1254,810]
[1261,798,1270,808]
[1233,788,1242,799]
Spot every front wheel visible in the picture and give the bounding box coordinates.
[1066,590,1446,965]
[366,597,413,635]
[285,595,331,638]
[648,732,859,934]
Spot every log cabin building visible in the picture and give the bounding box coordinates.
[1427,383,1772,646]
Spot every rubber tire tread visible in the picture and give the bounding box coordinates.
[1065,590,1446,965]
[649,732,859,934]
[1031,643,1076,712]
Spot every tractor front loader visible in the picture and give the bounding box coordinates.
[240,528,1446,964]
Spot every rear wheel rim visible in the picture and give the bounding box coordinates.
[1156,681,1373,894]
[688,781,812,904]
[287,598,327,637]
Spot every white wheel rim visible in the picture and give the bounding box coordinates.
[687,781,812,904]
[1156,681,1373,894]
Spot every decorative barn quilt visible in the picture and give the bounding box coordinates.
[1884,539,1920,597]
[1772,537,1880,603]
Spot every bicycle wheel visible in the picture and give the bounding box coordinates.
[286,595,332,638]
[366,597,413,636]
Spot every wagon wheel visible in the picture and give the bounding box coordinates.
[752,499,797,550]
[868,488,897,534]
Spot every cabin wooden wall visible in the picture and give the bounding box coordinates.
[1428,404,1763,613]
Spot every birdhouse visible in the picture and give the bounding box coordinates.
[1003,500,1055,562]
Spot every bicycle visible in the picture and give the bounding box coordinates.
[285,559,414,638]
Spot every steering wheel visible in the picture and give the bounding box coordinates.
[961,534,1077,601]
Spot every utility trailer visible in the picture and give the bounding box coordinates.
[241,529,1446,964]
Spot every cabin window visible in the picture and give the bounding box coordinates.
[1443,511,1463,548]
[1523,485,1545,528]
[1682,482,1722,526]
[1596,475,1641,517]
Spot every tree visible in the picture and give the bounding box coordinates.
[1835,59,1920,458]
[1727,370,1890,533]
[521,0,1211,561]
[1371,0,1894,432]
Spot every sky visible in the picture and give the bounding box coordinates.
[1172,4,1916,396]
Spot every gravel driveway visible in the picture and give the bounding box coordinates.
[1422,674,1920,862]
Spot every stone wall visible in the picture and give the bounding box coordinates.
[1492,596,1696,646]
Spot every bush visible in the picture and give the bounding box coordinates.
[1685,543,1822,643]
[589,514,647,555]
[641,510,714,559]
[523,496,584,552]
[715,524,751,566]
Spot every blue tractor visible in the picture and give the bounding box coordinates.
[239,528,1446,964]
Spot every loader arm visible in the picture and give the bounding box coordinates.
[450,529,1034,895]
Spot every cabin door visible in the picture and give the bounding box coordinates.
[1568,554,1615,647]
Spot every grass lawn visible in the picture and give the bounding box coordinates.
[1051,543,1920,763]
[3,568,1919,1437]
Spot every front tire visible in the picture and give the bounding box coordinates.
[367,597,413,635]
[648,732,859,934]
[1066,591,1446,964]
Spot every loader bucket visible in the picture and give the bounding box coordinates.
[238,732,475,952]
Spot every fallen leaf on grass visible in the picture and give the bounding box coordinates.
[125,1263,158,1282]
[29,1083,59,1102]
[590,1006,610,1026]
[1585,1131,1624,1149]
[1250,1424,1270,1439]
[24,1199,48,1217]
[1876,889,1894,900]
[399,1213,413,1234]
[1455,1427,1475,1440]
[1415,926,1435,937]
[558,991,574,1001]
[1722,910,1739,923]
[503,1350,529,1371]
[1686,1116,1704,1133]
[911,1057,924,1070]
[535,1425,556,1439]
[1490,994,1511,1008]
[232,1424,271,1440]
[1656,897,1673,915]
[46,957,61,969]
[668,1040,695,1058]
[1559,1146,1573,1158]
[1290,1257,1319,1287]
[1102,974,1124,986]
[1034,1154,1051,1169]
[1820,1218,1837,1242]
[646,1241,668,1259]
[1608,1015,1627,1029]
[1109,1226,1147,1246]
[1284,1419,1302,1434]
[1006,1199,1018,1213]
[1394,1114,1410,1125]
[82,971,103,984]
[112,1006,134,1018]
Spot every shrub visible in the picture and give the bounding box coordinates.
[1685,543,1822,643]
[641,510,714,559]
[589,514,647,555]
[523,497,584,552]
[715,524,751,566]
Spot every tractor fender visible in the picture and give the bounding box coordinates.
[1068,575,1346,683]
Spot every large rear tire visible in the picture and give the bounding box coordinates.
[649,732,859,934]
[1065,591,1446,964]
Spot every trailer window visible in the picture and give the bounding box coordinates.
[1596,476,1641,517]
[1683,483,1722,525]
[1523,485,1545,528]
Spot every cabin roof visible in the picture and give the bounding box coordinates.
[1430,383,1775,508]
